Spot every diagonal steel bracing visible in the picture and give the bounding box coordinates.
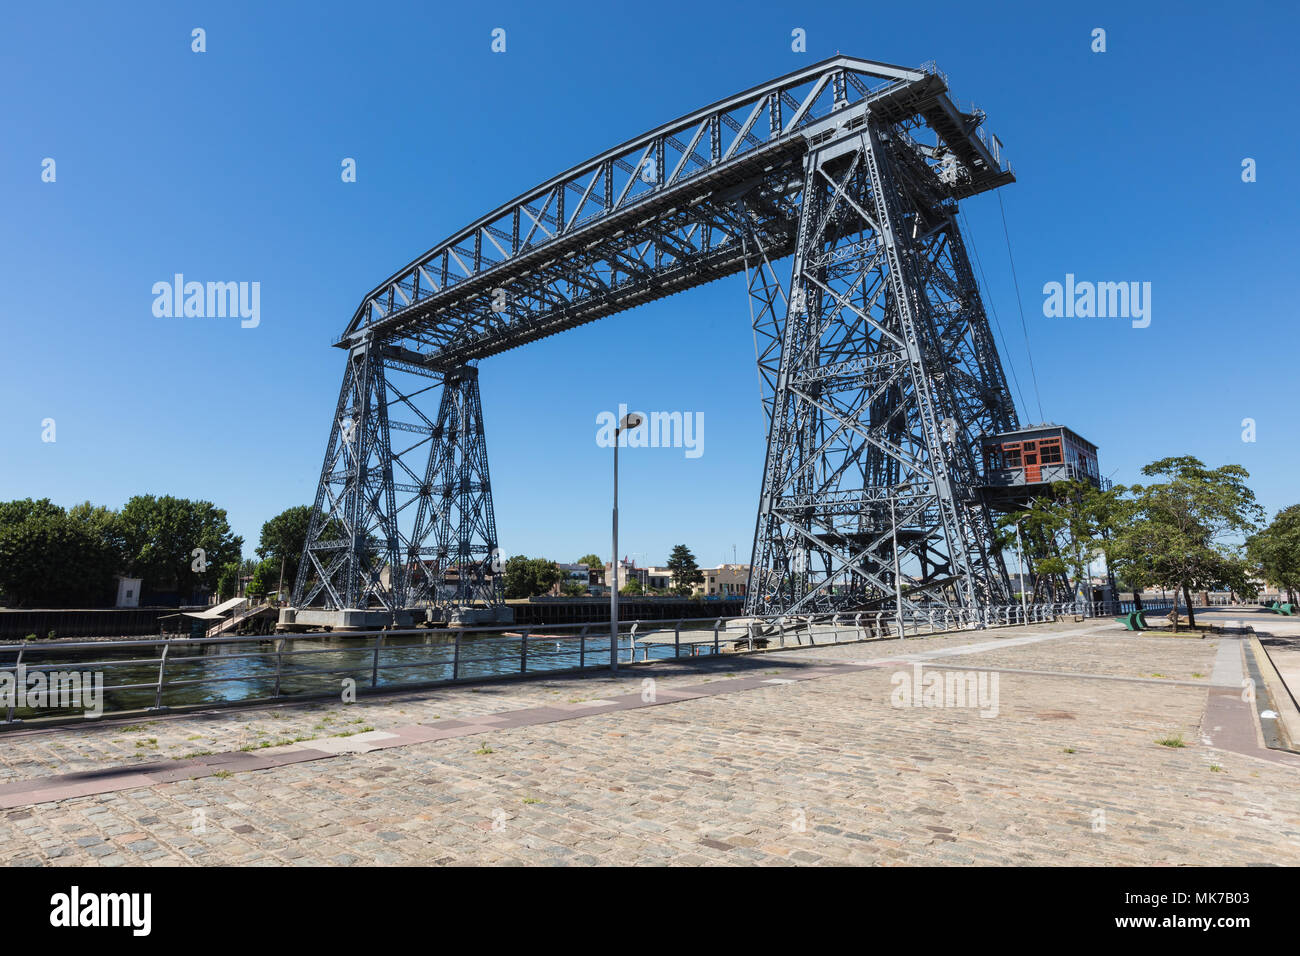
[292,348,503,621]
[744,121,1016,616]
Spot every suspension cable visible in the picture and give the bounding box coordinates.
[959,208,1030,424]
[996,191,1045,423]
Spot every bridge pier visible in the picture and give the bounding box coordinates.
[288,345,510,628]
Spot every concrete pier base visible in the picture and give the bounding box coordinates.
[278,604,515,631]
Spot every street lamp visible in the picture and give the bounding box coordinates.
[891,482,912,639]
[611,411,644,670]
[1014,514,1030,623]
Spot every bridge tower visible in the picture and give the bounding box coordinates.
[743,121,1019,616]
[287,340,507,628]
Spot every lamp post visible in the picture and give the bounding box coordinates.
[1015,516,1029,623]
[611,411,643,670]
[891,482,912,639]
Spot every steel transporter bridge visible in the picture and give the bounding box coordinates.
[283,55,1040,631]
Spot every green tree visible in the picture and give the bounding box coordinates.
[256,505,313,588]
[994,479,1121,602]
[502,556,563,598]
[1248,505,1300,604]
[0,506,120,607]
[619,577,644,595]
[576,554,604,571]
[216,561,241,601]
[0,498,64,529]
[246,557,279,599]
[1110,457,1263,629]
[67,500,125,560]
[666,544,703,596]
[117,495,243,601]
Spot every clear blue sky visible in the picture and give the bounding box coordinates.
[2,0,1296,568]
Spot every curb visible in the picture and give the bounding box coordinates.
[1247,634,1300,753]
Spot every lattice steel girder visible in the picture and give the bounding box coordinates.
[337,56,1012,370]
[744,119,1016,618]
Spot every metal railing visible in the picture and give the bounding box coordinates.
[1116,600,1196,615]
[202,598,253,638]
[0,602,1108,727]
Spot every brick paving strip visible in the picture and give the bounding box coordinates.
[0,623,1101,810]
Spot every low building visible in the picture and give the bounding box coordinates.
[552,563,599,596]
[114,576,142,608]
[693,564,750,598]
[605,558,649,592]
[643,567,675,591]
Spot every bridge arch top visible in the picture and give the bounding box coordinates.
[340,55,1010,361]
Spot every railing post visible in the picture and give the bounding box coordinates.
[151,641,172,711]
[854,612,862,641]
[5,647,23,724]
[713,618,722,655]
[674,619,682,659]
[453,629,461,681]
[371,632,383,688]
[272,637,285,698]
[579,624,588,669]
[521,628,530,674]
[779,616,787,647]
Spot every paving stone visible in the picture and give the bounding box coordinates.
[0,613,1295,866]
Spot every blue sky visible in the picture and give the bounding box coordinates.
[2,0,1297,568]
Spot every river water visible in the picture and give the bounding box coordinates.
[1,623,730,722]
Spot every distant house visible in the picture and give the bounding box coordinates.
[605,558,650,592]
[115,576,142,608]
[694,564,750,598]
[551,563,598,595]
[644,567,674,591]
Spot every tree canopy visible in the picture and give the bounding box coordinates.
[502,555,562,599]
[256,505,313,587]
[994,479,1121,601]
[666,544,703,596]
[1248,504,1300,602]
[0,503,120,607]
[117,495,242,601]
[1109,457,1262,626]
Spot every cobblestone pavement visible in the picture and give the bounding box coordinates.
[2,611,1297,866]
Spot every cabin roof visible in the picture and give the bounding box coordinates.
[983,423,1098,453]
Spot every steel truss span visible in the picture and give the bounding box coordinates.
[290,55,1019,625]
